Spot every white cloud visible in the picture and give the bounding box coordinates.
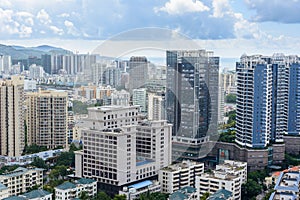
[37,9,51,25]
[0,0,12,8]
[155,0,209,15]
[64,20,80,36]
[49,25,64,35]
[58,13,70,18]
[19,25,32,38]
[211,0,230,18]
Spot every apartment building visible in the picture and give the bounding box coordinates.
[0,76,25,157]
[148,91,165,121]
[269,170,300,200]
[169,186,197,200]
[0,167,44,197]
[159,160,204,193]
[196,161,247,200]
[26,90,68,149]
[55,178,97,200]
[76,105,172,195]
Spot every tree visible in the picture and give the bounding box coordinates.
[200,192,210,200]
[241,179,263,200]
[94,191,111,200]
[56,151,75,167]
[79,191,90,200]
[23,144,47,154]
[31,157,48,169]
[225,94,236,104]
[113,194,126,200]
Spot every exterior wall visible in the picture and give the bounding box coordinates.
[159,161,204,193]
[0,168,43,196]
[0,76,25,157]
[207,141,285,172]
[283,136,300,155]
[166,50,219,161]
[55,181,97,200]
[196,174,241,200]
[26,90,68,149]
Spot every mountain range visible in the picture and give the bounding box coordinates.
[0,44,72,60]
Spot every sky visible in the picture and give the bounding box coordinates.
[0,0,300,67]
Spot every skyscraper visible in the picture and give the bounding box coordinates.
[26,90,68,149]
[166,50,219,161]
[0,76,25,156]
[128,56,149,91]
[235,54,300,148]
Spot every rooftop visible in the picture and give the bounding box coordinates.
[56,182,76,190]
[161,160,203,172]
[21,189,52,199]
[169,186,197,200]
[3,197,26,200]
[128,180,153,190]
[0,167,44,178]
[208,189,233,200]
[76,178,96,185]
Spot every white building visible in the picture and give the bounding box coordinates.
[159,160,204,194]
[120,180,161,200]
[55,178,97,200]
[0,76,25,157]
[148,92,165,121]
[75,105,172,195]
[132,88,147,113]
[0,167,44,197]
[269,170,300,200]
[111,90,130,106]
[19,189,52,200]
[29,64,44,79]
[0,55,11,75]
[196,160,247,200]
[24,79,37,91]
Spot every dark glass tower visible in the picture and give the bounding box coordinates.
[166,50,219,161]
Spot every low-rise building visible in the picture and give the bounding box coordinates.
[196,160,246,200]
[269,170,300,200]
[159,160,204,193]
[168,186,197,200]
[55,178,97,200]
[119,180,161,200]
[0,167,44,196]
[20,189,52,200]
[207,189,233,200]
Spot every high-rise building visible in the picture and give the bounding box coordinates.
[128,56,149,91]
[26,90,68,149]
[132,88,147,113]
[148,91,165,121]
[29,64,45,79]
[235,54,300,148]
[287,61,300,135]
[0,55,11,75]
[75,105,172,195]
[166,50,219,161]
[41,54,51,74]
[0,76,25,157]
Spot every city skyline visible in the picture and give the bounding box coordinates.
[0,1,300,68]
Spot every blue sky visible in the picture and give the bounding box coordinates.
[0,0,300,67]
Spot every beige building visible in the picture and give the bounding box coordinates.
[75,105,172,195]
[159,160,204,194]
[26,90,68,149]
[0,76,25,157]
[196,160,247,200]
[0,167,44,197]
